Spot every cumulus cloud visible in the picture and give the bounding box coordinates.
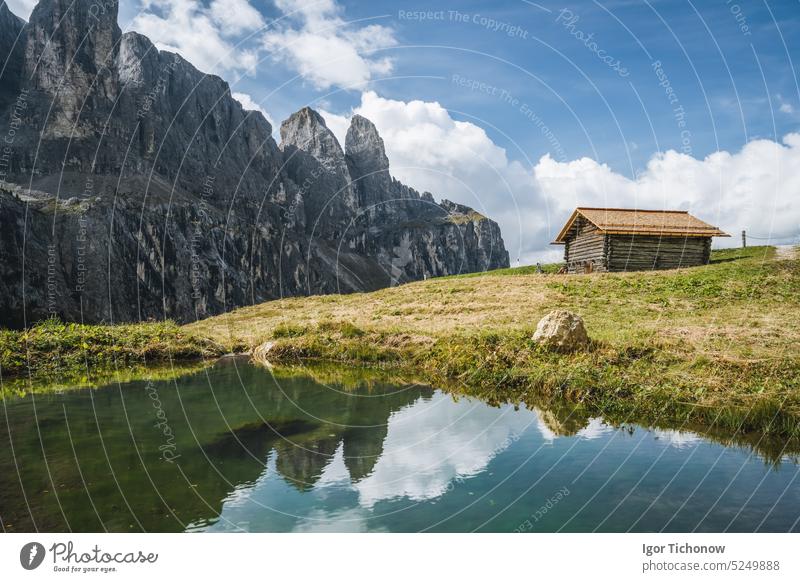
[355,393,531,507]
[322,91,550,263]
[130,0,263,75]
[323,91,800,263]
[316,107,350,146]
[209,0,265,36]
[209,396,534,527]
[536,137,800,248]
[262,0,396,90]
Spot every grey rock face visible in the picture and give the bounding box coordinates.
[279,106,509,291]
[346,114,391,204]
[280,107,358,237]
[24,0,121,139]
[0,1,25,112]
[0,0,509,329]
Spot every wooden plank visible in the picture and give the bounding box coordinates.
[606,235,711,271]
[565,219,606,273]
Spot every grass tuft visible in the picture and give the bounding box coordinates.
[0,317,221,380]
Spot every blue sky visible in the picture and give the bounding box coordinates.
[119,0,800,168]
[7,0,800,261]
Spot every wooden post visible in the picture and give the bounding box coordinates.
[742,230,747,248]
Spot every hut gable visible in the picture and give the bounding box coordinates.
[552,208,729,273]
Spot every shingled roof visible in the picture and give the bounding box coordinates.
[552,207,730,244]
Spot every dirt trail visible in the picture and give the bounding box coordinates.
[775,245,798,260]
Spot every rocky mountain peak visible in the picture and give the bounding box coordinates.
[440,199,476,215]
[0,1,509,328]
[280,106,346,169]
[24,0,121,137]
[117,31,159,87]
[0,1,23,37]
[345,114,389,177]
[279,106,358,227]
[26,0,121,87]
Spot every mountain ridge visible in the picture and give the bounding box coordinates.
[0,0,508,329]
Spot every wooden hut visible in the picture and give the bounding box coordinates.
[552,208,729,273]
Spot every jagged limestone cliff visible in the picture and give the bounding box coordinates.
[0,0,508,328]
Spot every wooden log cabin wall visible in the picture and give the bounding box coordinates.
[562,216,607,273]
[606,234,711,272]
[554,208,728,274]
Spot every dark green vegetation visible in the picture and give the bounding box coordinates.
[0,319,220,394]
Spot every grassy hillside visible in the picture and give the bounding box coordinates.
[190,246,796,361]
[187,245,800,437]
[3,246,798,440]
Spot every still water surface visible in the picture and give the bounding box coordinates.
[1,359,798,532]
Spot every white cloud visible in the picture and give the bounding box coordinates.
[232,91,276,130]
[130,0,263,75]
[316,107,349,143]
[653,429,700,449]
[3,0,37,20]
[354,393,531,507]
[207,393,535,527]
[209,0,265,36]
[776,94,795,115]
[576,418,613,440]
[535,137,800,248]
[262,0,396,90]
[322,91,551,264]
[323,91,800,263]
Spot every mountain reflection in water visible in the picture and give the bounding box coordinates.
[1,358,798,532]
